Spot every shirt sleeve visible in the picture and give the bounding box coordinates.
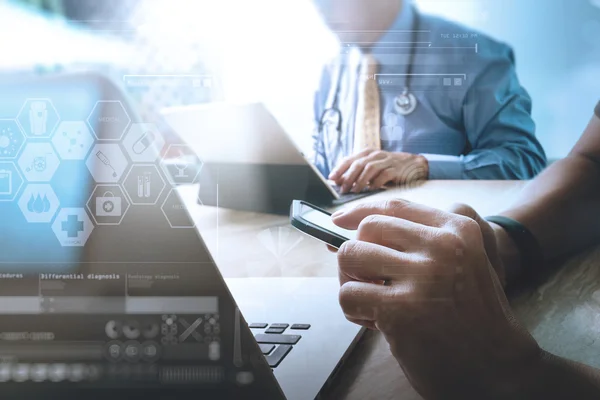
[595,101,600,119]
[424,43,547,180]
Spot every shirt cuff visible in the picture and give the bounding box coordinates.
[421,154,465,180]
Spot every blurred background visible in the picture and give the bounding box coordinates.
[2,0,599,160]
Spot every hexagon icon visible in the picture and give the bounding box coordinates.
[87,100,131,141]
[0,119,26,159]
[160,144,203,185]
[51,208,94,247]
[17,143,60,182]
[122,123,165,163]
[0,161,24,202]
[17,184,60,223]
[161,188,196,229]
[16,98,60,138]
[86,184,130,226]
[86,144,129,183]
[52,121,95,160]
[122,164,166,206]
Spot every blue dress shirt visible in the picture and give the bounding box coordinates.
[312,5,547,180]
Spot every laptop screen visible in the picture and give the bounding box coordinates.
[0,73,283,399]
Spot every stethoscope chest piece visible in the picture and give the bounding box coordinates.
[394,89,418,116]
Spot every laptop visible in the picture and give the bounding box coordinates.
[161,102,379,215]
[0,72,364,399]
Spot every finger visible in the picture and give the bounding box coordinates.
[358,215,438,251]
[353,158,393,193]
[339,280,394,321]
[344,151,388,193]
[369,167,396,189]
[340,279,454,324]
[326,244,338,253]
[329,149,373,181]
[345,317,378,331]
[332,199,452,230]
[339,158,369,193]
[337,240,440,285]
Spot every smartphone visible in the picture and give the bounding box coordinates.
[290,200,357,248]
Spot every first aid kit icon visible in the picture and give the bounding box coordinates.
[95,191,122,217]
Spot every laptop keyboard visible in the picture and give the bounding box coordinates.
[249,322,311,368]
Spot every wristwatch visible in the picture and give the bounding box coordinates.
[484,216,544,286]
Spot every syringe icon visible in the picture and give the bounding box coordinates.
[95,151,118,178]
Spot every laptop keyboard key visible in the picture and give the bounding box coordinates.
[266,345,293,368]
[259,344,275,355]
[265,327,286,334]
[269,324,289,329]
[290,324,311,330]
[249,323,268,329]
[255,334,301,345]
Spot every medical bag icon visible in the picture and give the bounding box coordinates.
[0,169,12,195]
[95,191,122,217]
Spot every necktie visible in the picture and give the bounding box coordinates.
[353,54,381,152]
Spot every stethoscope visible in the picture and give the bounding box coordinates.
[317,7,421,156]
[393,8,420,116]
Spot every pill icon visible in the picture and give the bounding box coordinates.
[132,131,156,155]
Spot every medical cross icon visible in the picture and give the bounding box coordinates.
[52,208,94,247]
[61,214,84,238]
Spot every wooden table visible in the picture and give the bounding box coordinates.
[179,181,600,399]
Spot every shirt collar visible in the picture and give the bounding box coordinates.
[370,2,416,55]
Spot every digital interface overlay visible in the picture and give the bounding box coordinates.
[0,75,279,397]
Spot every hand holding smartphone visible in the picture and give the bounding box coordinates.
[290,200,356,248]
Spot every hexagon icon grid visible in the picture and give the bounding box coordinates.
[87,100,131,141]
[122,123,165,163]
[17,142,60,182]
[86,184,130,226]
[0,119,26,159]
[18,184,60,223]
[51,208,94,247]
[86,144,129,183]
[122,164,166,206]
[52,121,95,160]
[160,144,203,185]
[16,98,60,138]
[161,188,197,229]
[0,161,24,202]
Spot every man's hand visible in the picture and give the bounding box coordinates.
[450,205,508,287]
[331,199,540,399]
[328,149,429,194]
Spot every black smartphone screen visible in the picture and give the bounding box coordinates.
[290,201,356,248]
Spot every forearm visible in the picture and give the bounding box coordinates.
[511,351,600,399]
[502,150,600,261]
[496,116,600,273]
